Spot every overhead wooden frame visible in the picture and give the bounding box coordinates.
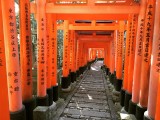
[30,0,140,20]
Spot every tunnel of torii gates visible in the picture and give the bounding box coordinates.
[0,0,160,120]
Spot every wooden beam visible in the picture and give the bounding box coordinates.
[55,14,129,20]
[69,24,118,30]
[57,23,127,30]
[30,2,140,14]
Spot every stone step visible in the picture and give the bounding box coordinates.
[67,103,109,110]
[74,93,107,100]
[71,97,108,104]
[63,108,111,118]
[76,90,105,96]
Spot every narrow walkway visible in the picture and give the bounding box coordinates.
[59,61,117,120]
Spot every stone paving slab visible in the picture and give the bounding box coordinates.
[79,86,105,91]
[74,93,107,99]
[59,117,82,120]
[59,117,112,120]
[67,103,109,110]
[76,90,105,96]
[70,97,108,104]
[59,61,114,120]
[63,108,111,118]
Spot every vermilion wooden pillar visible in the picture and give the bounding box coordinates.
[70,30,76,83]
[1,0,26,119]
[115,21,125,91]
[36,0,48,106]
[89,48,92,61]
[124,14,138,112]
[104,48,108,70]
[46,12,54,105]
[128,0,147,115]
[61,20,71,90]
[0,1,10,119]
[76,40,80,77]
[109,36,115,84]
[73,32,77,73]
[110,39,115,75]
[19,0,36,119]
[107,42,111,74]
[70,31,77,83]
[50,17,58,101]
[68,30,71,80]
[114,30,118,76]
[155,9,160,119]
[136,0,156,120]
[120,15,132,107]
[145,0,160,119]
[79,41,84,74]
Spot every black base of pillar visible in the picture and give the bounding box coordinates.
[23,97,36,120]
[124,91,132,112]
[71,72,76,83]
[109,74,115,84]
[71,72,75,83]
[105,67,109,75]
[10,105,26,120]
[114,71,116,77]
[82,66,85,74]
[144,111,153,120]
[101,65,105,69]
[135,105,147,120]
[52,85,59,102]
[61,77,69,89]
[88,66,90,70]
[68,73,71,85]
[115,79,122,91]
[128,100,137,115]
[120,89,126,107]
[36,95,48,106]
[47,87,53,106]
[76,70,80,77]
[79,67,84,74]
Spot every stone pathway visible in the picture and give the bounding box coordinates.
[59,61,115,120]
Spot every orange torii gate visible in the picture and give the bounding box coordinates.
[83,41,110,66]
[128,0,147,115]
[19,0,36,119]
[136,1,156,120]
[5,0,160,120]
[124,14,138,112]
[1,0,25,120]
[0,1,10,119]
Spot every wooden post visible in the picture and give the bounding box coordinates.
[1,0,26,119]
[0,0,10,119]
[109,36,115,84]
[70,31,77,83]
[128,0,147,115]
[19,0,36,119]
[145,0,160,119]
[76,40,80,77]
[61,20,71,90]
[50,17,58,101]
[120,15,132,107]
[125,14,138,112]
[136,0,156,120]
[36,0,48,106]
[114,30,118,76]
[115,21,125,91]
[46,13,53,105]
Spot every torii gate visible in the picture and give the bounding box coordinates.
[2,0,160,120]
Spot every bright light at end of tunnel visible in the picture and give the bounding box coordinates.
[15,2,19,16]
